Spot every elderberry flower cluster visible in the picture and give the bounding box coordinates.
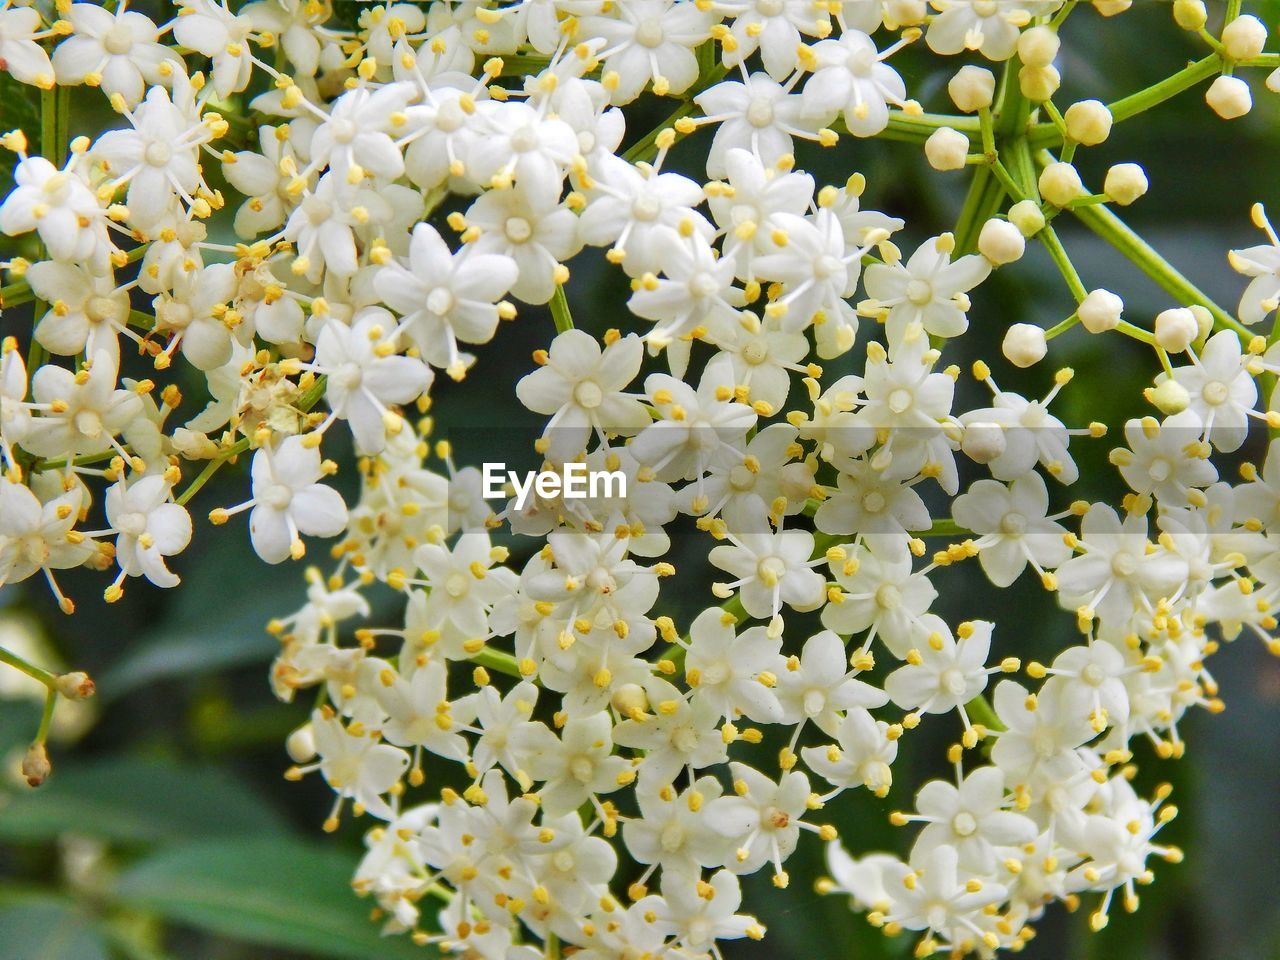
[3,0,1280,957]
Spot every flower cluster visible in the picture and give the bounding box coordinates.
[3,0,1280,957]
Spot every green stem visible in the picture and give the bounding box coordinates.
[965,693,1005,732]
[1068,199,1247,340]
[35,687,58,743]
[550,285,574,333]
[1039,225,1087,303]
[1105,54,1221,124]
[0,646,58,689]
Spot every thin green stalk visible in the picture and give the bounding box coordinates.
[35,687,58,742]
[1068,200,1247,340]
[965,693,1005,732]
[1039,225,1087,303]
[0,646,57,688]
[550,285,574,333]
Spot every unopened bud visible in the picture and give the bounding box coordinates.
[962,421,1007,463]
[1222,15,1267,60]
[1008,199,1045,237]
[55,672,95,700]
[1104,163,1148,206]
[1172,0,1207,30]
[286,723,317,763]
[1079,289,1124,333]
[1154,307,1199,353]
[1020,64,1061,102]
[1147,378,1190,415]
[1018,26,1060,67]
[1064,100,1113,146]
[1003,324,1048,368]
[1039,162,1085,207]
[22,742,51,787]
[925,127,970,171]
[978,219,1026,265]
[948,65,996,113]
[1206,75,1252,120]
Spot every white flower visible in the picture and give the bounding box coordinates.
[368,657,471,779]
[373,222,518,378]
[0,484,94,608]
[92,74,213,229]
[879,844,1008,948]
[775,629,889,737]
[467,100,579,196]
[515,329,649,460]
[683,606,785,723]
[822,544,937,655]
[613,676,728,785]
[1112,413,1217,505]
[927,0,1062,61]
[801,708,899,798]
[282,172,391,282]
[863,234,991,346]
[706,763,813,879]
[635,870,761,951]
[580,0,717,104]
[693,73,821,177]
[222,123,309,239]
[718,0,832,80]
[22,350,142,461]
[1164,329,1257,452]
[801,30,910,138]
[310,82,415,184]
[514,711,630,815]
[172,0,257,97]
[628,234,744,347]
[883,617,995,718]
[0,4,55,88]
[26,261,131,360]
[314,308,433,455]
[708,520,826,628]
[907,767,1037,874]
[302,710,410,823]
[103,474,192,592]
[623,775,729,875]
[0,154,111,272]
[52,2,178,106]
[152,262,241,371]
[463,184,583,304]
[411,532,515,640]
[1229,207,1280,324]
[222,435,349,564]
[952,473,1072,588]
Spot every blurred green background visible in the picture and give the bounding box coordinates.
[3,2,1280,958]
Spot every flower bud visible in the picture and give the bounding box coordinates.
[1146,378,1190,415]
[611,682,649,718]
[55,672,95,701]
[1189,304,1214,340]
[925,127,970,171]
[1154,307,1199,352]
[884,0,928,25]
[1206,75,1252,119]
[1019,64,1061,102]
[22,742,51,788]
[1172,0,1207,30]
[1008,199,1046,237]
[1018,26,1060,67]
[1094,0,1131,14]
[1268,67,1280,94]
[948,65,996,113]
[1003,324,1048,367]
[1039,162,1085,207]
[286,723,317,763]
[1222,15,1267,61]
[1064,100,1113,146]
[1079,289,1124,333]
[961,421,1007,464]
[978,218,1026,265]
[1103,163,1148,206]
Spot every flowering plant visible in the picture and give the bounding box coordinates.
[3,0,1280,957]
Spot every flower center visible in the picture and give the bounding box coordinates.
[747,96,775,127]
[729,464,755,490]
[634,18,664,48]
[86,295,123,324]
[573,380,604,409]
[1147,458,1171,482]
[861,490,886,513]
[941,668,968,696]
[757,555,787,583]
[104,23,134,55]
[329,118,357,144]
[569,755,595,783]
[335,362,362,390]
[1202,380,1229,405]
[1111,552,1138,577]
[973,0,1000,15]
[74,409,102,438]
[875,583,902,609]
[741,337,769,365]
[906,278,934,305]
[263,483,293,510]
[1082,663,1106,686]
[757,0,785,15]
[444,572,470,598]
[144,141,173,167]
[509,125,539,152]
[814,254,844,279]
[426,286,455,316]
[660,821,686,852]
[303,195,333,223]
[503,216,533,243]
[888,388,913,414]
[1000,512,1027,535]
[631,195,661,221]
[689,272,720,298]
[118,511,147,538]
[435,101,464,132]
[951,811,978,837]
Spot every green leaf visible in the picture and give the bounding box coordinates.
[0,756,288,846]
[115,837,435,960]
[0,895,109,960]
